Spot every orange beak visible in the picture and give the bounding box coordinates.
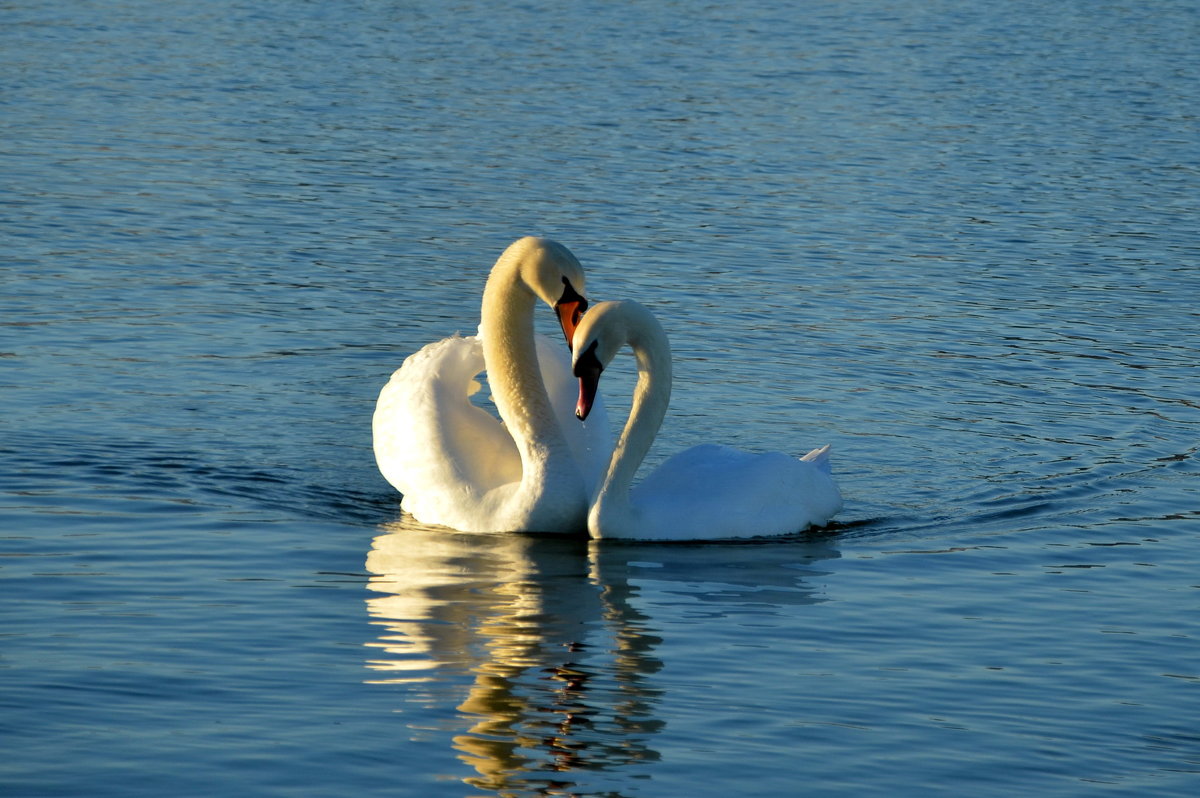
[556,298,586,349]
[554,279,588,350]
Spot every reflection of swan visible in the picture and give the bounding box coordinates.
[372,237,610,533]
[364,520,663,794]
[572,300,843,540]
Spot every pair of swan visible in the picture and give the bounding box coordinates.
[372,237,842,540]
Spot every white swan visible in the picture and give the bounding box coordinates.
[372,237,610,534]
[571,300,842,541]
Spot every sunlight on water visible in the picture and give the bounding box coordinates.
[2,0,1198,795]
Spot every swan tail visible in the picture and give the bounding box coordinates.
[800,444,833,474]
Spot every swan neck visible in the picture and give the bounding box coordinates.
[480,258,566,468]
[594,325,672,520]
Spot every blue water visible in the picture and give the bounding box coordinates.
[3,0,1198,795]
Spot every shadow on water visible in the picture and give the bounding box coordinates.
[0,428,400,528]
[362,519,839,796]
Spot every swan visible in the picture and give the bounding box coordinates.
[372,237,611,534]
[571,300,842,541]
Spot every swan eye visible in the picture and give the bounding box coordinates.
[557,277,586,309]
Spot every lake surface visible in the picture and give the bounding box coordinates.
[3,0,1198,795]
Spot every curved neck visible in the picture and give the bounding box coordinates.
[593,321,672,523]
[480,257,568,476]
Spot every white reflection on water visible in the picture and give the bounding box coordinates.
[364,521,665,794]
[364,521,841,794]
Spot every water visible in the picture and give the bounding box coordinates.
[3,0,1198,795]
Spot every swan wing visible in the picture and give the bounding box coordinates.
[373,335,521,524]
[628,444,843,540]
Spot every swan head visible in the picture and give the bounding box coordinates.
[573,338,604,421]
[571,300,664,421]
[503,237,589,348]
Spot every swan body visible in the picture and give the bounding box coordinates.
[373,237,610,534]
[572,300,842,541]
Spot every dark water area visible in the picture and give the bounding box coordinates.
[3,1,1198,796]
